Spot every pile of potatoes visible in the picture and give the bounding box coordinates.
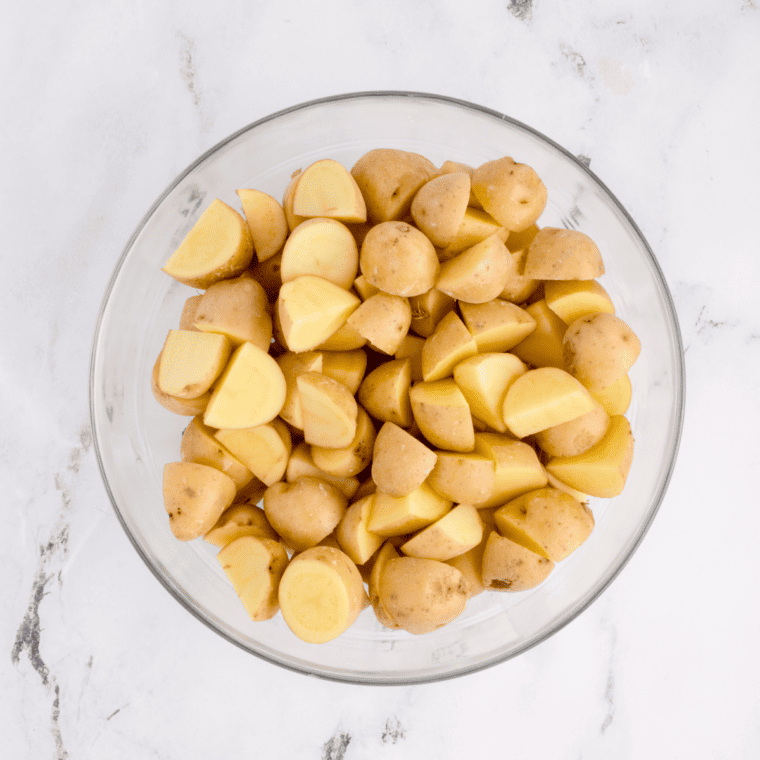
[153,148,640,644]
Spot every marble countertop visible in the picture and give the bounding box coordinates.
[3,1,760,757]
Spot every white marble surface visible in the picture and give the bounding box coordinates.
[3,0,760,757]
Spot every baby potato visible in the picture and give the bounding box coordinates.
[151,352,211,416]
[360,221,439,297]
[291,159,367,224]
[263,476,347,552]
[510,299,567,370]
[336,495,384,566]
[427,452,495,505]
[472,157,547,233]
[371,422,438,498]
[279,546,367,643]
[368,482,452,537]
[421,311,478,382]
[163,461,236,541]
[410,172,471,248]
[215,418,292,487]
[346,292,412,355]
[158,330,231,400]
[523,227,604,280]
[204,503,279,548]
[297,371,358,449]
[409,288,456,339]
[589,372,632,416]
[394,334,425,382]
[544,279,615,325]
[459,299,536,353]
[410,378,475,452]
[179,295,202,331]
[368,542,403,629]
[379,557,468,635]
[500,224,541,303]
[400,504,483,561]
[286,442,360,499]
[534,401,610,458]
[320,349,367,395]
[311,405,376,477]
[435,160,481,208]
[276,351,324,429]
[236,188,288,263]
[563,313,641,391]
[315,320,368,351]
[437,208,505,261]
[357,357,413,428]
[481,532,555,592]
[217,536,289,621]
[351,148,437,223]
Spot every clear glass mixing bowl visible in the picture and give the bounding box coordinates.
[90,92,685,684]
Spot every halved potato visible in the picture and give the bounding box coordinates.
[280,217,359,290]
[315,320,368,351]
[435,160,481,208]
[162,199,254,289]
[394,334,425,382]
[296,372,358,449]
[215,418,292,486]
[500,224,541,303]
[545,279,615,324]
[436,207,505,260]
[367,482,452,537]
[458,299,536,353]
[371,422,438,498]
[282,169,307,232]
[335,495,384,566]
[311,405,376,477]
[421,311,478,382]
[409,288,456,339]
[151,352,211,416]
[276,351,323,429]
[236,188,288,263]
[410,378,475,452]
[400,504,483,561]
[368,542,403,629]
[291,159,367,223]
[158,330,231,399]
[502,367,596,438]
[286,443,360,499]
[204,503,279,548]
[320,350,367,395]
[510,299,567,369]
[346,292,412,355]
[410,172,471,248]
[589,373,632,416]
[357,358,413,427]
[427,451,495,505]
[524,227,604,280]
[481,531,554,592]
[203,342,286,429]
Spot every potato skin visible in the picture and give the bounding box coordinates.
[379,557,468,635]
[481,532,554,592]
[534,402,610,457]
[523,227,604,280]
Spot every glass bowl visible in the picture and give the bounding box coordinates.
[90,91,684,685]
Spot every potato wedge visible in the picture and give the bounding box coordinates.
[162,199,254,289]
[458,299,536,353]
[510,299,568,369]
[394,334,425,382]
[286,443,360,499]
[436,207,505,260]
[524,227,604,280]
[410,172,470,248]
[236,189,288,263]
[296,372,358,449]
[409,288,456,339]
[534,401,610,458]
[163,461,236,541]
[500,224,541,303]
[282,169,307,232]
[368,542,403,629]
[410,378,475,452]
[292,159,367,223]
[353,274,380,301]
[545,279,615,324]
[215,418,292,486]
[400,504,483,561]
[204,503,279,548]
[320,350,367,395]
[315,320,368,351]
[336,495,384,566]
[589,373,632,416]
[158,330,231,399]
[311,405,376,477]
[276,351,323,429]
[346,292,412,355]
[371,422,438,498]
[368,482,452,537]
[427,451,495,505]
[481,531,554,591]
[357,357,413,427]
[203,342,286,429]
[151,353,210,416]
[421,311,478,382]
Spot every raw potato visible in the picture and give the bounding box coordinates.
[360,221,439,297]
[215,419,292,486]
[311,405,376,477]
[421,311,478,382]
[371,422,438,497]
[280,217,359,290]
[204,503,279,548]
[453,352,527,433]
[236,189,288,263]
[435,233,514,303]
[494,487,595,562]
[444,527,490,597]
[472,157,547,232]
[353,274,380,301]
[534,401,610,457]
[563,313,641,391]
[217,536,289,621]
[379,557,468,635]
[472,433,548,507]
[394,334,425,382]
[233,477,269,507]
[203,342,286,429]
[291,159,367,223]
[546,415,634,498]
[163,461,236,541]
[367,482,452,537]
[282,170,307,232]
[523,227,604,280]
[179,295,202,331]
[276,351,323,429]
[263,476,347,552]
[297,372,358,449]
[316,320,368,351]
[410,379,475,452]
[351,148,437,223]
[510,299,567,370]
[286,443,360,499]
[158,330,231,399]
[162,199,254,289]
[250,251,283,304]
[459,300,535,354]
[544,279,615,325]
[500,225,541,303]
[427,452,495,505]
[589,373,632,416]
[481,532,554,592]
[357,358,412,427]
[336,495,384,565]
[400,504,483,561]
[180,415,254,490]
[321,350,367,395]
[435,160,481,208]
[346,292,412,355]
[368,542,403,629]
[437,208,504,260]
[193,274,272,350]
[409,288,456,338]
[277,275,360,352]
[410,172,471,248]
[278,546,367,643]
[502,367,596,438]
[151,353,211,416]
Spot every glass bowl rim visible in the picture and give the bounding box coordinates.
[89,90,686,685]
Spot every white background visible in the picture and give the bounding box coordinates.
[2,1,759,758]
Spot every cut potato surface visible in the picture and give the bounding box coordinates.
[204,504,279,548]
[215,419,292,486]
[336,495,384,566]
[421,311,478,382]
[410,378,475,452]
[510,299,567,370]
[368,482,452,537]
[286,443,360,499]
[409,288,456,339]
[297,371,358,449]
[236,189,288,263]
[545,279,615,325]
[292,159,367,223]
[459,299,536,353]
[371,422,437,498]
[400,504,483,561]
[158,330,231,399]
[311,404,375,477]
[151,353,211,416]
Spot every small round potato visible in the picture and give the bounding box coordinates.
[360,221,439,297]
[563,313,641,391]
[379,557,468,635]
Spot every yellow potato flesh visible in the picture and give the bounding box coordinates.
[152,352,211,415]
[409,378,475,452]
[367,482,452,537]
[204,504,279,548]
[400,504,483,561]
[544,279,615,325]
[353,273,380,301]
[502,367,596,438]
[510,299,567,370]
[280,217,359,290]
[459,299,536,353]
[276,351,323,429]
[162,199,253,288]
[277,275,360,353]
[158,330,231,399]
[427,452,495,505]
[315,320,367,351]
[589,373,632,416]
[421,311,478,382]
[203,342,286,429]
[236,189,288,263]
[217,536,288,621]
[546,415,634,498]
[410,171,471,248]
[394,334,425,382]
[437,207,504,260]
[286,443,360,500]
[336,495,384,566]
[215,420,292,486]
[292,159,367,223]
[296,372,358,449]
[409,288,456,338]
[321,349,369,394]
[311,405,375,477]
[357,358,412,428]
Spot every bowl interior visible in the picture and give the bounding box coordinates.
[91,92,684,684]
